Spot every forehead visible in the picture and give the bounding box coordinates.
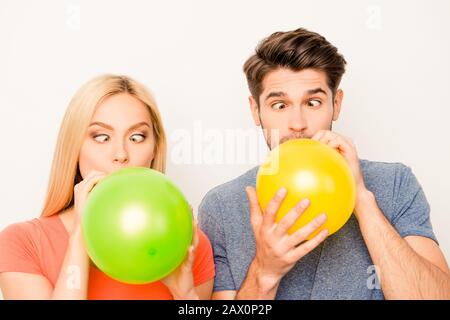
[92,93,150,123]
[260,68,330,100]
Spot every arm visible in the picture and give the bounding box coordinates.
[213,290,236,300]
[0,171,106,300]
[356,189,450,299]
[0,226,90,300]
[312,130,450,299]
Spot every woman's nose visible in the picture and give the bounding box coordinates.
[113,143,129,164]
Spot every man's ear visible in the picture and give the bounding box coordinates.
[249,95,261,126]
[332,89,344,121]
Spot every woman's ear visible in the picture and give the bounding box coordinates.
[249,96,261,126]
[332,89,344,121]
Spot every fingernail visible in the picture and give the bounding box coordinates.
[299,198,310,207]
[277,187,287,197]
[321,229,329,237]
[317,213,327,223]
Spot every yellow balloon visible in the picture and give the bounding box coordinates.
[256,138,356,239]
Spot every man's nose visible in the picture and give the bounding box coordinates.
[288,105,308,132]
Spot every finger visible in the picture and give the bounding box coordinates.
[82,170,106,183]
[246,186,263,234]
[186,245,196,268]
[317,132,353,155]
[180,245,196,272]
[340,136,357,155]
[80,173,107,195]
[288,228,329,262]
[330,136,355,156]
[261,187,287,231]
[311,130,327,141]
[192,220,199,251]
[318,132,348,150]
[80,172,106,188]
[287,213,327,247]
[274,198,310,237]
[317,131,338,144]
[342,135,355,147]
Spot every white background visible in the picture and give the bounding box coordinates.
[1,0,449,299]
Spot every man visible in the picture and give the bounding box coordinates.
[198,28,450,299]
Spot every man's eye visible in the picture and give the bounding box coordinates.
[93,134,109,143]
[271,102,287,110]
[307,99,321,108]
[130,134,145,143]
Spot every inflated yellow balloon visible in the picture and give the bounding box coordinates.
[256,138,356,239]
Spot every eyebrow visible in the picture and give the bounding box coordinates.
[89,121,150,131]
[306,87,328,96]
[264,87,328,102]
[264,91,286,101]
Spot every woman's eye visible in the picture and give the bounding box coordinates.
[130,134,145,143]
[307,99,321,108]
[271,102,287,110]
[93,134,109,143]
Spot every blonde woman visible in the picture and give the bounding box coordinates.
[0,75,214,299]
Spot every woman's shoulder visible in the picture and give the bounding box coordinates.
[0,218,44,274]
[0,215,67,275]
[0,219,39,243]
[0,215,65,250]
[192,226,215,285]
[193,227,214,263]
[196,227,212,248]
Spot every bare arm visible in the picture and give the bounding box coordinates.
[0,226,91,300]
[311,130,450,299]
[0,171,106,300]
[356,190,450,299]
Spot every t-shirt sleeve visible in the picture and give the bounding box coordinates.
[192,228,215,287]
[391,164,438,244]
[198,190,236,292]
[0,222,42,275]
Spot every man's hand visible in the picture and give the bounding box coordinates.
[311,130,364,189]
[311,130,372,218]
[245,186,329,291]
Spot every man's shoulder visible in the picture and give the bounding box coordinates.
[201,166,258,204]
[360,159,413,185]
[198,166,258,220]
[360,158,409,173]
[360,159,424,217]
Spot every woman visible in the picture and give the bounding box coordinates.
[0,75,215,299]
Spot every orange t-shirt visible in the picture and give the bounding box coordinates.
[0,215,215,299]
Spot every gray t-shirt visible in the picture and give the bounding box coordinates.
[198,159,437,300]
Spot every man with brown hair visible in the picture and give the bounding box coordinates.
[198,28,450,299]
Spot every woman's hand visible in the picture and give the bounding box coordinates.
[161,219,200,300]
[72,170,107,232]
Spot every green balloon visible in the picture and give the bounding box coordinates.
[82,167,193,284]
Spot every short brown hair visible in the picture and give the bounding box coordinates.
[243,28,347,105]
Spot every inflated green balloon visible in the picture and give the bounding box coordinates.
[82,167,193,284]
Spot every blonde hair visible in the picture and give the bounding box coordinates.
[41,74,167,217]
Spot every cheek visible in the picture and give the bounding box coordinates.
[78,141,107,178]
[260,109,291,133]
[130,139,156,167]
[308,108,334,129]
